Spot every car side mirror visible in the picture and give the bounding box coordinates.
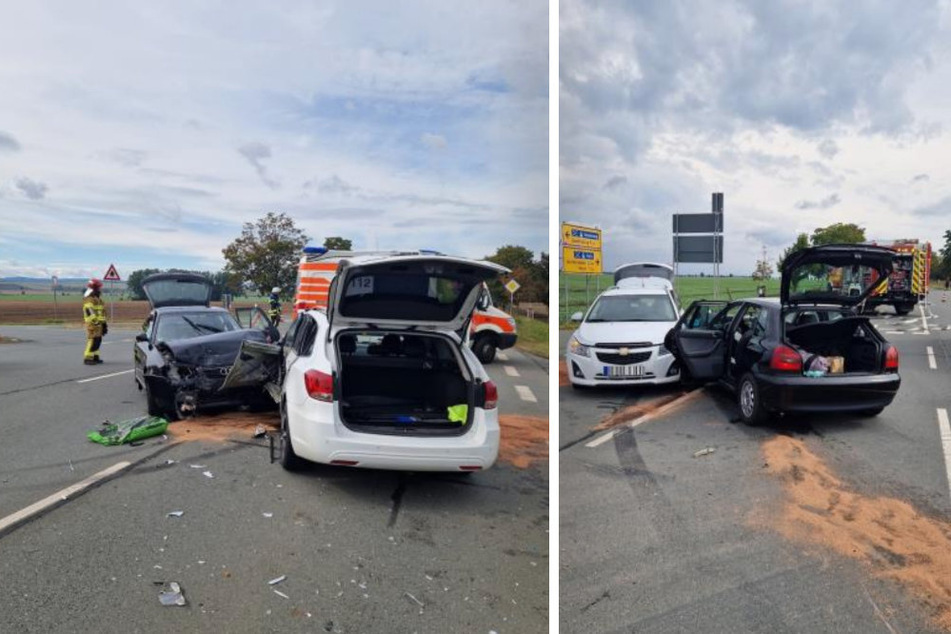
[570,311,583,322]
[135,333,148,342]
[476,292,490,311]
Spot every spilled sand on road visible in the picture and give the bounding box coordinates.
[167,411,279,442]
[593,391,689,431]
[167,410,549,470]
[498,415,549,469]
[755,435,951,630]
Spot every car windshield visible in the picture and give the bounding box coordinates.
[156,312,240,341]
[585,294,676,322]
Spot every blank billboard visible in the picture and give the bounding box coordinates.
[674,235,724,263]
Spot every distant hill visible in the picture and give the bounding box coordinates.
[0,277,128,292]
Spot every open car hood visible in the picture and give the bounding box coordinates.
[143,273,213,308]
[328,255,508,332]
[613,262,674,286]
[781,244,893,306]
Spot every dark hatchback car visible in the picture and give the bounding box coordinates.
[134,273,279,420]
[664,244,901,425]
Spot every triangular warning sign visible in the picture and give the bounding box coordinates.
[103,264,121,281]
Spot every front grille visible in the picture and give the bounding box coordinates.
[597,351,651,365]
[594,341,652,349]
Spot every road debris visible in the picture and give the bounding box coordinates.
[273,589,289,599]
[166,511,184,518]
[165,459,176,465]
[158,581,187,607]
[202,471,214,479]
[87,416,168,446]
[404,592,425,608]
[189,464,206,469]
[253,424,267,438]
[692,447,716,458]
[268,575,286,585]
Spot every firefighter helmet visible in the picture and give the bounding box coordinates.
[271,287,281,294]
[87,278,103,290]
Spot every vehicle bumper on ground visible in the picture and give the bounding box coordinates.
[757,372,901,413]
[497,332,518,350]
[565,348,680,387]
[287,398,500,471]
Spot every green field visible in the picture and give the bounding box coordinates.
[514,316,549,358]
[558,273,781,323]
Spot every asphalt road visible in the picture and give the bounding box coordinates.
[0,325,549,633]
[560,292,951,633]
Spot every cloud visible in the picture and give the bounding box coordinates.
[817,139,839,159]
[102,148,147,167]
[420,132,448,150]
[0,130,20,152]
[237,142,279,189]
[603,175,627,190]
[911,196,951,216]
[14,177,49,200]
[911,173,929,182]
[794,193,841,210]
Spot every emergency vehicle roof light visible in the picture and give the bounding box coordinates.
[302,245,328,255]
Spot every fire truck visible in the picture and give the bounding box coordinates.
[291,246,517,364]
[863,239,932,315]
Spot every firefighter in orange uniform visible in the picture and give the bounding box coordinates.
[82,278,107,365]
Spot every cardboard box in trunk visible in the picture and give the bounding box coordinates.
[828,356,845,374]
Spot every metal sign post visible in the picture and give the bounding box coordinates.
[671,193,725,298]
[51,275,58,321]
[504,279,521,312]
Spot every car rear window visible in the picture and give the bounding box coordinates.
[338,273,474,322]
[156,312,239,341]
[784,309,848,327]
[586,294,677,322]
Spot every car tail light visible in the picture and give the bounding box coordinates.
[770,345,802,373]
[304,369,334,402]
[884,345,899,372]
[482,381,498,410]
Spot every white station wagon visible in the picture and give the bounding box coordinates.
[223,253,508,472]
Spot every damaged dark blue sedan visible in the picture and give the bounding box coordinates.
[133,272,279,420]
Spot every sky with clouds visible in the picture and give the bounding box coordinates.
[561,0,951,275]
[0,1,548,280]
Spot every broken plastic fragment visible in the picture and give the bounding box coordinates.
[268,575,286,585]
[262,512,273,518]
[273,589,289,599]
[159,581,186,606]
[253,425,267,438]
[166,511,184,518]
[202,471,214,478]
[189,464,206,469]
[692,447,716,458]
[405,592,424,608]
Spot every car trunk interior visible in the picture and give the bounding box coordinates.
[336,330,474,435]
[784,314,883,375]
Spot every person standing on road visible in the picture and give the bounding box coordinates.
[82,278,107,365]
[268,286,282,326]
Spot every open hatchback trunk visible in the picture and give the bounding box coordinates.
[781,244,894,307]
[142,273,213,308]
[336,330,481,435]
[784,313,887,375]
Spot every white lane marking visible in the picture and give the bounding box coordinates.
[504,365,520,377]
[0,461,132,536]
[514,385,537,403]
[938,409,951,500]
[76,369,135,384]
[927,346,937,370]
[586,389,705,448]
[901,318,918,324]
[884,331,903,335]
[919,302,930,334]
[496,352,509,361]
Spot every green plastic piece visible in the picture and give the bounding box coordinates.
[447,404,468,424]
[87,416,169,446]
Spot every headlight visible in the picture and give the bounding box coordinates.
[657,344,672,356]
[568,336,590,357]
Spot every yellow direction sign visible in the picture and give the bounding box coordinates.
[504,279,521,294]
[561,222,602,250]
[562,247,602,274]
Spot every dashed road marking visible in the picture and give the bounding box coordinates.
[919,302,930,334]
[938,409,951,500]
[76,369,135,384]
[927,346,937,370]
[0,461,132,537]
[514,385,537,403]
[504,365,520,377]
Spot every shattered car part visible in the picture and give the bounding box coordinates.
[158,582,187,607]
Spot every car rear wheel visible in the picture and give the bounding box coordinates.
[473,334,497,364]
[738,373,767,426]
[279,398,306,471]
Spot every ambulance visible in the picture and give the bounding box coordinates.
[292,246,517,363]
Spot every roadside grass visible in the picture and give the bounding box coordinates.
[514,316,548,359]
[558,272,782,322]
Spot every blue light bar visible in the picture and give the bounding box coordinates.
[302,245,328,255]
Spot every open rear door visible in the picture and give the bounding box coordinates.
[664,301,730,381]
[219,339,282,400]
